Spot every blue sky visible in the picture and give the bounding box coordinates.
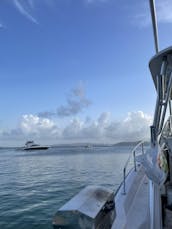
[0,0,172,146]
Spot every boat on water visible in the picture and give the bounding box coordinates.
[52,1,172,228]
[24,141,49,150]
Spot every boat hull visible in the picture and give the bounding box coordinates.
[24,146,49,150]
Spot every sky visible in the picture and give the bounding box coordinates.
[0,0,172,146]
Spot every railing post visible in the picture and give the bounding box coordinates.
[122,141,144,195]
[123,168,126,195]
[141,143,144,154]
[133,150,136,172]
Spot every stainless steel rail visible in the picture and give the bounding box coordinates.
[123,141,145,195]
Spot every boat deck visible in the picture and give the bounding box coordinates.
[112,166,150,229]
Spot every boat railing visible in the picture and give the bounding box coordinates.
[123,140,145,195]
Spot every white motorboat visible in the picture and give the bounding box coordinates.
[52,1,172,228]
[24,141,49,150]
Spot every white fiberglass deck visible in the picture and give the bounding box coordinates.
[112,166,150,229]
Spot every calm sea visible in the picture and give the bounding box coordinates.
[0,145,134,229]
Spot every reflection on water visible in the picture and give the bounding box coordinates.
[0,145,132,229]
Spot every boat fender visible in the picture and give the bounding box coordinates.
[102,200,115,213]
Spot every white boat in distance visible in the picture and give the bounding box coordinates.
[24,141,49,150]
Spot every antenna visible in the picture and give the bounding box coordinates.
[149,0,159,53]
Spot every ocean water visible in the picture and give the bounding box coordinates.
[0,145,134,229]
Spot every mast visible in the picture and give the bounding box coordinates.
[149,0,160,146]
[149,0,159,54]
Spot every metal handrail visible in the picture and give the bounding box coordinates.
[123,141,145,195]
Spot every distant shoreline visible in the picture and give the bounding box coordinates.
[0,141,150,149]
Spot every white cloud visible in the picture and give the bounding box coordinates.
[21,114,54,132]
[133,0,172,28]
[13,0,38,24]
[106,111,152,142]
[57,85,91,117]
[156,0,172,24]
[20,114,59,137]
[0,111,152,146]
[0,21,6,29]
[98,112,111,125]
[2,0,110,26]
[38,84,91,118]
[62,111,152,143]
